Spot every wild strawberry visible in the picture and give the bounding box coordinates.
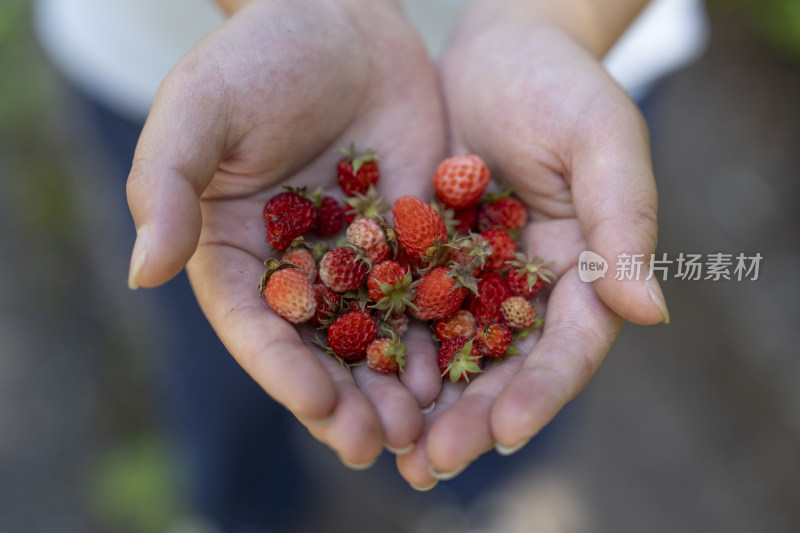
[309,189,344,237]
[367,260,416,317]
[347,217,390,264]
[263,187,317,250]
[501,296,537,331]
[365,335,407,374]
[392,195,448,261]
[481,228,517,272]
[448,233,494,276]
[309,283,341,328]
[281,243,317,282]
[434,309,476,342]
[411,264,477,321]
[337,144,380,196]
[395,243,424,276]
[259,261,316,324]
[453,204,479,234]
[466,272,513,326]
[433,154,491,209]
[474,323,513,358]
[506,252,555,298]
[344,186,390,224]
[385,312,409,337]
[438,337,482,383]
[477,190,528,231]
[318,246,371,293]
[326,309,378,362]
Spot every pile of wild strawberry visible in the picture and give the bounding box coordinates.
[259,146,553,382]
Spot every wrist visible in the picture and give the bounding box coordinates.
[457,0,649,58]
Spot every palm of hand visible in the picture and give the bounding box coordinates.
[395,27,663,486]
[128,0,448,466]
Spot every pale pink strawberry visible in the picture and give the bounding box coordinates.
[347,217,390,264]
[260,263,316,324]
[281,247,317,282]
[434,309,476,342]
[501,296,537,331]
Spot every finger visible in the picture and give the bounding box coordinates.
[425,361,518,478]
[395,385,463,491]
[491,268,623,452]
[569,95,669,325]
[187,244,338,422]
[398,321,442,408]
[351,365,424,453]
[126,53,229,289]
[301,357,385,468]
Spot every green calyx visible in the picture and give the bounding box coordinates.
[340,143,380,175]
[442,339,482,383]
[508,251,556,287]
[345,186,390,221]
[371,271,418,318]
[383,333,408,373]
[445,261,480,296]
[258,258,299,293]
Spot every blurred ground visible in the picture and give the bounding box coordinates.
[1,3,798,533]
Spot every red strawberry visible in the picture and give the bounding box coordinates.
[347,217,390,264]
[477,191,528,231]
[365,335,407,374]
[309,283,341,328]
[453,204,479,234]
[474,323,513,358]
[263,187,317,250]
[366,260,416,317]
[392,195,448,261]
[410,265,477,321]
[466,272,513,326]
[281,246,317,282]
[448,233,494,276]
[434,309,476,342]
[438,337,482,383]
[337,144,380,196]
[318,246,371,293]
[501,296,537,331]
[310,191,344,237]
[326,309,378,362]
[506,253,555,298]
[433,154,491,209]
[481,228,517,271]
[259,262,316,324]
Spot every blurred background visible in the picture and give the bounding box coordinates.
[1,0,798,532]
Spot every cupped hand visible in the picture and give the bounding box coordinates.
[126,0,447,467]
[397,18,670,487]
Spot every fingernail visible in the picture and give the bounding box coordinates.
[420,401,436,414]
[297,414,333,427]
[495,439,529,456]
[429,463,467,481]
[410,480,438,492]
[128,225,149,290]
[386,443,415,455]
[645,277,670,324]
[339,455,377,471]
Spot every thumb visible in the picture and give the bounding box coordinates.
[126,61,227,289]
[571,103,670,325]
